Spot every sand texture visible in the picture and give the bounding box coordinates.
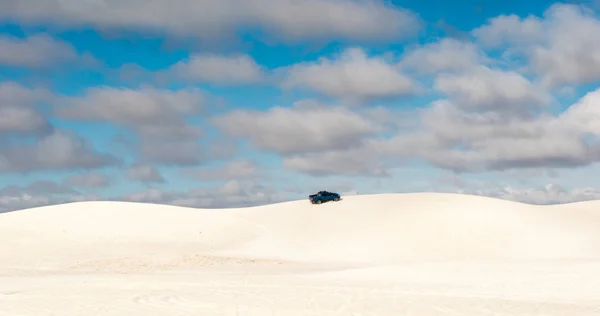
[2,193,600,315]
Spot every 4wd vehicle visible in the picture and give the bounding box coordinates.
[309,191,341,204]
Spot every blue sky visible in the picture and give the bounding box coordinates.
[2,0,600,211]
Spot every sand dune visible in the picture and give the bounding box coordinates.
[2,193,600,315]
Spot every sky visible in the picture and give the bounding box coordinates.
[2,0,600,211]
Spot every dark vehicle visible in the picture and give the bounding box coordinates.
[309,191,341,204]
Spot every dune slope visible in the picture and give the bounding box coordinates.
[3,192,600,269]
[2,193,600,315]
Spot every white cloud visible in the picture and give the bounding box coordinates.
[214,100,381,155]
[123,180,288,208]
[459,184,600,205]
[471,14,544,49]
[427,168,600,205]
[0,180,99,213]
[55,86,205,139]
[138,139,206,166]
[0,81,51,104]
[167,53,264,85]
[63,172,111,188]
[473,3,600,87]
[434,66,551,116]
[400,38,488,74]
[184,160,260,180]
[280,47,417,103]
[127,164,165,183]
[0,106,52,135]
[0,130,119,173]
[0,82,53,136]
[54,86,208,165]
[0,0,421,43]
[382,87,600,173]
[1,180,78,196]
[282,142,388,177]
[0,33,90,68]
[422,166,600,205]
[212,100,407,176]
[123,188,169,204]
[530,4,600,86]
[0,193,52,213]
[213,100,421,176]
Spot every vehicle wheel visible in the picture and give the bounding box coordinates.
[315,200,322,204]
[334,197,340,202]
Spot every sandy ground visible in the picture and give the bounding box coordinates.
[2,193,600,315]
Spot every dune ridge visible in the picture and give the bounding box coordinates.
[2,192,600,315]
[3,193,600,267]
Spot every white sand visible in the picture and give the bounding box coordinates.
[2,192,600,315]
